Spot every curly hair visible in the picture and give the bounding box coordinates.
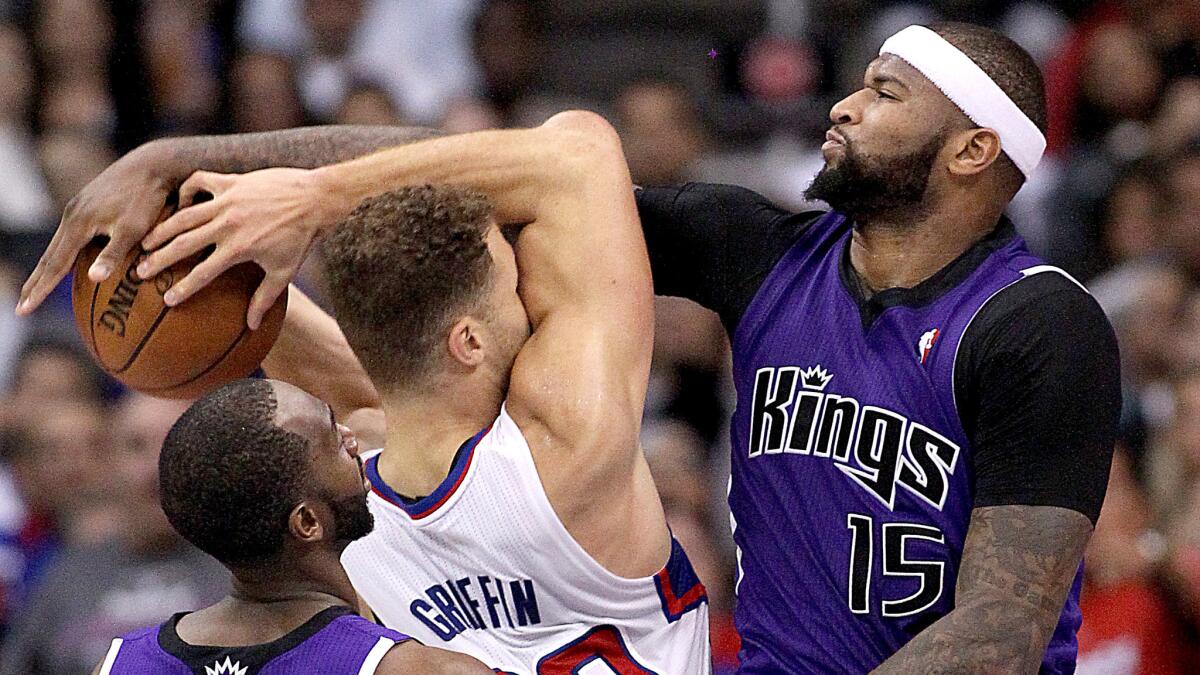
[159,379,311,567]
[321,184,495,390]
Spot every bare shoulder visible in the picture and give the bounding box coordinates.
[376,641,493,674]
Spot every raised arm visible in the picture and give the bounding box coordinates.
[104,112,660,569]
[261,285,385,449]
[17,125,438,315]
[311,113,652,442]
[130,115,643,329]
[494,112,653,497]
[142,111,651,435]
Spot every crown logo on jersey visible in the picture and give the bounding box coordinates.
[205,658,248,675]
[800,365,832,390]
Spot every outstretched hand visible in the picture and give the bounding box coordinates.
[136,166,338,330]
[16,145,176,316]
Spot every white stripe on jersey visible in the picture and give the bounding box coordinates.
[1019,264,1088,292]
[950,264,1090,417]
[98,638,123,675]
[729,475,744,596]
[358,636,396,675]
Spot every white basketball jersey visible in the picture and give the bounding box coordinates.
[342,404,712,674]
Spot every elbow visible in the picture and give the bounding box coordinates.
[544,110,618,143]
[542,110,624,168]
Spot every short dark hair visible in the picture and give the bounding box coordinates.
[929,22,1047,185]
[159,379,311,567]
[321,185,495,389]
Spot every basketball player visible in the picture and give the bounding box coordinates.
[92,377,488,674]
[19,21,1119,674]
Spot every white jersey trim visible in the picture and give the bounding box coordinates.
[728,475,743,596]
[950,264,1091,418]
[98,638,123,675]
[1019,264,1088,292]
[358,636,396,675]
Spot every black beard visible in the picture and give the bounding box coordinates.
[804,132,945,219]
[328,492,374,544]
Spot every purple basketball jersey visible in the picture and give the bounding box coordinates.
[100,606,410,674]
[728,212,1082,673]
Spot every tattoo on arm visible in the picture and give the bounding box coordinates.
[156,125,444,176]
[872,505,1093,674]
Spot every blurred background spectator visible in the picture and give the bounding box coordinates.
[0,395,227,674]
[1,0,1200,672]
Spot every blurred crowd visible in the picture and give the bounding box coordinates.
[0,0,1198,673]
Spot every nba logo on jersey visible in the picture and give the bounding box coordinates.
[918,328,940,364]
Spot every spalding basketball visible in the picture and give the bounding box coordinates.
[72,212,287,399]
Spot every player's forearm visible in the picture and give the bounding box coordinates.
[139,125,443,183]
[310,123,596,233]
[871,600,1047,674]
[261,286,382,424]
[873,505,1089,674]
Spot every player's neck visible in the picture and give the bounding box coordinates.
[850,200,1002,293]
[228,551,358,609]
[177,593,349,646]
[376,384,500,498]
[177,560,355,645]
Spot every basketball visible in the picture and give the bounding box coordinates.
[71,208,287,399]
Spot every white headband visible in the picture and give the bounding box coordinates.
[879,25,1045,178]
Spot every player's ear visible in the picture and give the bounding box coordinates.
[446,317,485,369]
[948,127,1002,177]
[288,501,324,543]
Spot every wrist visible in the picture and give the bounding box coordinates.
[308,165,357,236]
[133,138,191,189]
[134,137,182,169]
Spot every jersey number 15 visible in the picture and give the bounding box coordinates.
[846,514,947,617]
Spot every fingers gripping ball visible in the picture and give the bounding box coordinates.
[71,207,287,399]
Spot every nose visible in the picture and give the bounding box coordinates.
[829,91,861,126]
[337,423,360,457]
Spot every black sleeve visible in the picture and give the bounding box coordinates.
[954,272,1121,524]
[635,183,821,334]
